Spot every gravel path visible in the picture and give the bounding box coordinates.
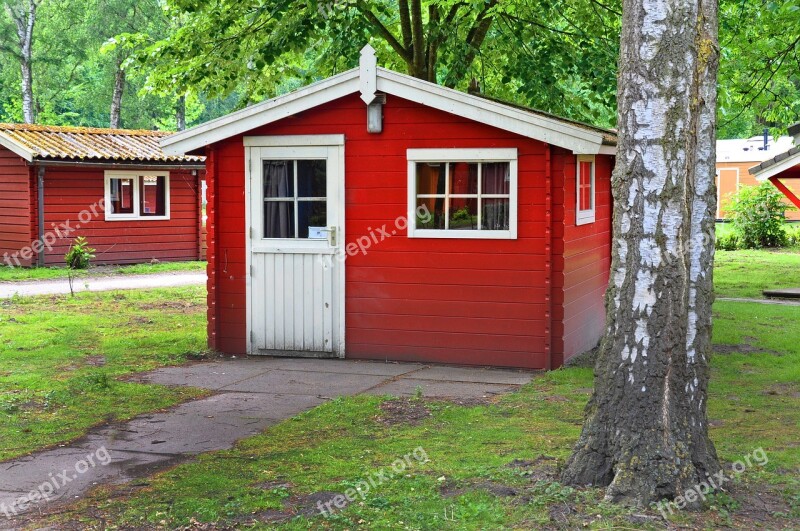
[0,272,206,299]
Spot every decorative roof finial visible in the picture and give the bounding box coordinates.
[359,44,377,105]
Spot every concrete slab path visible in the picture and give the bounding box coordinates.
[0,357,533,525]
[0,272,207,299]
[717,296,800,306]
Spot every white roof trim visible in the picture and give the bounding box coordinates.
[751,150,800,182]
[162,69,360,155]
[0,132,34,161]
[375,68,605,154]
[162,62,611,155]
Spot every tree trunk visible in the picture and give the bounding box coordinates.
[109,58,125,129]
[4,0,37,123]
[561,0,721,508]
[176,95,186,131]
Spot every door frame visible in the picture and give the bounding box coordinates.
[244,134,346,356]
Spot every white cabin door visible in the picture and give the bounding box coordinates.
[246,137,345,357]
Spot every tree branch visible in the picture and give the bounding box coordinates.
[398,0,412,50]
[356,2,413,65]
[410,0,425,76]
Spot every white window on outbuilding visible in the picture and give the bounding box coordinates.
[104,170,170,221]
[406,148,518,239]
[575,155,596,225]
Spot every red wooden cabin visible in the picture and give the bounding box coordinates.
[161,46,617,369]
[0,124,206,267]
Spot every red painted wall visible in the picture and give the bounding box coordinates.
[0,146,34,266]
[207,92,613,369]
[38,166,203,265]
[551,148,613,365]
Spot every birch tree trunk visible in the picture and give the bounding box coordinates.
[561,0,721,507]
[4,0,37,123]
[109,57,125,128]
[176,95,186,131]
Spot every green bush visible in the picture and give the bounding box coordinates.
[726,182,793,248]
[716,231,740,251]
[64,236,95,270]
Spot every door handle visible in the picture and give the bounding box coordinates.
[319,226,337,246]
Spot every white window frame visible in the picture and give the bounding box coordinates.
[406,148,518,239]
[104,170,171,221]
[575,155,596,226]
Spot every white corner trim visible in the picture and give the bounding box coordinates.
[0,133,34,161]
[161,69,360,155]
[751,151,800,182]
[359,44,377,105]
[575,154,596,226]
[243,134,345,147]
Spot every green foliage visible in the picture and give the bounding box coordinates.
[64,236,96,270]
[716,231,740,251]
[727,183,793,248]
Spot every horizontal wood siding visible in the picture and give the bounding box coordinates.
[550,148,613,366]
[0,146,33,266]
[211,93,552,368]
[40,166,203,265]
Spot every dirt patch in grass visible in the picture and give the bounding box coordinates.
[85,355,106,367]
[762,383,800,398]
[376,398,432,426]
[713,337,783,356]
[139,301,203,312]
[255,491,347,523]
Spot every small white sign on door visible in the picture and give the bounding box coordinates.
[308,226,327,239]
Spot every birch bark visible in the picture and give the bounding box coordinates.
[561,0,721,507]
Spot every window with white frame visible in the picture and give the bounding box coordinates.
[104,171,170,220]
[575,155,595,225]
[407,148,517,239]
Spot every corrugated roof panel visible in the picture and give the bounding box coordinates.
[0,123,205,163]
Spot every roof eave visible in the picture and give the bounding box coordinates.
[161,69,361,155]
[0,133,34,161]
[750,147,800,181]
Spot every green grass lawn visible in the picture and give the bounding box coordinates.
[0,261,206,282]
[0,286,209,461]
[4,249,799,529]
[715,248,800,298]
[37,300,799,530]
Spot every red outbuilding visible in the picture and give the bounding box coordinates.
[0,124,206,267]
[161,46,617,370]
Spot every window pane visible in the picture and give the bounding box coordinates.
[482,162,510,194]
[579,161,593,211]
[482,198,510,230]
[449,162,478,195]
[416,163,445,195]
[264,200,295,238]
[298,201,327,239]
[264,161,294,198]
[109,178,134,214]
[416,197,445,229]
[297,160,326,198]
[140,175,166,216]
[449,198,478,230]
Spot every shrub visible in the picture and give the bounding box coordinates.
[716,231,740,251]
[726,182,793,248]
[64,236,95,270]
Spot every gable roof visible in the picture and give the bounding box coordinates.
[0,123,205,165]
[161,47,616,156]
[749,145,800,181]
